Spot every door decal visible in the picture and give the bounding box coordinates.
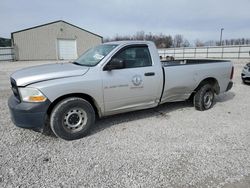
[131,75,143,88]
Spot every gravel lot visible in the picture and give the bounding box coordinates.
[0,60,250,188]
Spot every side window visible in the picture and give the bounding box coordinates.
[114,46,152,68]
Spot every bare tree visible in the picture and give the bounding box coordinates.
[195,39,205,47]
[152,34,173,48]
[211,38,250,46]
[183,39,190,47]
[204,40,216,46]
[173,34,183,47]
[104,31,173,48]
[134,31,145,40]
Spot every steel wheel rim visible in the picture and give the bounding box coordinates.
[204,90,213,109]
[63,108,88,132]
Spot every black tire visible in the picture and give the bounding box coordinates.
[50,97,95,140]
[194,84,215,111]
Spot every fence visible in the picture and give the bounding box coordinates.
[158,45,250,60]
[1,45,250,61]
[0,47,14,61]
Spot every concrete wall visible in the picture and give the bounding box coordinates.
[12,21,102,60]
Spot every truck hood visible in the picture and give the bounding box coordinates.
[11,63,89,86]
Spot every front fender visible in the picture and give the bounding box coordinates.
[29,76,104,116]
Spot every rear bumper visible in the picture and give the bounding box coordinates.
[8,95,51,129]
[226,81,233,91]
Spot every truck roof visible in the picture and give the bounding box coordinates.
[104,40,154,46]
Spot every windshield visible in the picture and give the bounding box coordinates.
[73,44,118,66]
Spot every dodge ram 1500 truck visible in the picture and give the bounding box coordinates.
[8,41,234,140]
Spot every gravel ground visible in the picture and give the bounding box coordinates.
[0,60,250,188]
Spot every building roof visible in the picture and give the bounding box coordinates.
[11,20,102,39]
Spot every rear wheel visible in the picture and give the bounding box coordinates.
[194,84,215,111]
[50,97,95,140]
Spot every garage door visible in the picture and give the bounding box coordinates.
[57,39,77,60]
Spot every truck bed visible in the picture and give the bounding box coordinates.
[160,59,232,104]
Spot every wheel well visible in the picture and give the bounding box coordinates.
[47,93,101,118]
[195,77,220,94]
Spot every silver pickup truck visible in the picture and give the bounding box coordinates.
[8,41,234,140]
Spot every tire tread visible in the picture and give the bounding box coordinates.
[194,84,214,111]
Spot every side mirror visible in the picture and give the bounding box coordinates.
[104,58,124,71]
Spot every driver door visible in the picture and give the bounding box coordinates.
[101,45,160,115]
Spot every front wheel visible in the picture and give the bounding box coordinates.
[50,97,95,140]
[194,84,215,111]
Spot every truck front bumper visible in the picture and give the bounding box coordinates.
[8,95,51,129]
[241,68,250,82]
[241,73,250,82]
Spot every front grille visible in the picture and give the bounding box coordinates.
[10,78,21,102]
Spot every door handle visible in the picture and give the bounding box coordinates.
[144,72,155,76]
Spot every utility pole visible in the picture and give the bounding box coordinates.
[220,28,224,46]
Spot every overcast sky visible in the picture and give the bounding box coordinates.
[1,0,250,43]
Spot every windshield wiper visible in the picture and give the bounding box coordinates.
[72,62,83,66]
[72,61,94,67]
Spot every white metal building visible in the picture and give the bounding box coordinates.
[11,20,103,60]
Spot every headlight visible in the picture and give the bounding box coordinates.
[19,87,47,102]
